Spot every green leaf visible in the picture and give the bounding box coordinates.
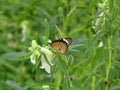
[0,52,26,61]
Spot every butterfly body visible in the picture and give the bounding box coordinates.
[50,38,72,54]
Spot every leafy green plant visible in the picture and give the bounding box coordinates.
[0,0,120,90]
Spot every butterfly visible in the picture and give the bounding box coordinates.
[50,38,72,54]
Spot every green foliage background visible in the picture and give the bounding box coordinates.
[0,0,120,90]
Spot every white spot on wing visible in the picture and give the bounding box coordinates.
[62,39,69,45]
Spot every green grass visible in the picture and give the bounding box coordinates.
[0,0,120,90]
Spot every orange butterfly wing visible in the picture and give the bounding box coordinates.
[50,40,68,54]
[50,38,72,54]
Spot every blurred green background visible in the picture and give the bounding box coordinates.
[0,0,120,90]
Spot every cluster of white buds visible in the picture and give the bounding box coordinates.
[29,40,53,73]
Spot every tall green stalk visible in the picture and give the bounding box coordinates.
[54,66,62,90]
[54,54,70,90]
[91,75,96,90]
[105,37,112,90]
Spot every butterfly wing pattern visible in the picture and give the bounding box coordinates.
[50,38,72,54]
[64,38,72,45]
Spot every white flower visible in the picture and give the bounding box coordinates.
[29,40,53,73]
[98,41,103,48]
[40,46,53,73]
[30,55,36,64]
[40,57,51,73]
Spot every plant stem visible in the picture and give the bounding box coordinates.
[91,75,96,90]
[105,37,112,90]
[54,64,62,90]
